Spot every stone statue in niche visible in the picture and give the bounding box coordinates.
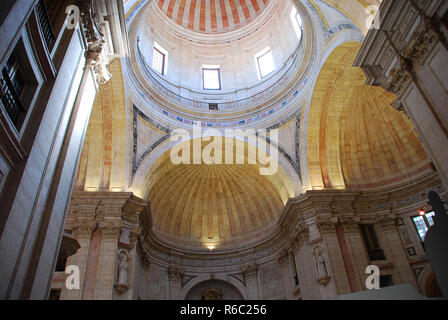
[114,249,129,293]
[313,246,331,286]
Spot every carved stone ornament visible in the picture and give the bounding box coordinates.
[387,59,412,97]
[289,221,310,249]
[77,0,111,84]
[340,216,360,234]
[114,249,130,294]
[168,266,184,282]
[137,240,151,271]
[402,17,438,64]
[277,249,289,266]
[316,217,337,235]
[241,264,258,279]
[378,214,397,231]
[313,246,331,286]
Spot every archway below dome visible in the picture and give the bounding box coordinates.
[139,137,297,251]
[185,280,244,300]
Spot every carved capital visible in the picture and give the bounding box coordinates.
[137,240,151,271]
[402,19,438,64]
[377,214,397,231]
[386,61,412,97]
[277,249,289,266]
[241,264,258,279]
[100,220,123,240]
[315,217,337,235]
[288,224,310,249]
[340,216,360,234]
[168,266,184,282]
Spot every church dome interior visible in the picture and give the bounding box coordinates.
[1,0,448,301]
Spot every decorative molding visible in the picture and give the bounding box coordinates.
[241,264,258,279]
[168,266,184,282]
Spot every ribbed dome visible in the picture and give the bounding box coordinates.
[340,85,430,189]
[142,138,293,250]
[307,42,431,191]
[156,0,270,33]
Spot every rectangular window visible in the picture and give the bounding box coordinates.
[360,224,386,261]
[203,65,221,90]
[412,211,435,242]
[290,7,303,41]
[255,48,275,79]
[152,42,167,75]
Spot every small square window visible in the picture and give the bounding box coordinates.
[255,48,275,79]
[203,66,221,90]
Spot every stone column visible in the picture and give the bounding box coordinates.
[61,192,148,300]
[289,223,320,299]
[377,213,418,289]
[241,264,259,300]
[168,267,184,300]
[277,250,295,300]
[339,216,370,292]
[315,216,351,296]
[95,219,122,300]
[61,210,95,300]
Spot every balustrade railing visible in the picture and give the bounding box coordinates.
[36,0,56,50]
[135,34,304,112]
[0,69,26,128]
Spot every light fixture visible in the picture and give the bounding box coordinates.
[419,208,426,216]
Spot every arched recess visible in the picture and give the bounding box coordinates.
[181,276,247,300]
[306,42,431,191]
[133,136,299,250]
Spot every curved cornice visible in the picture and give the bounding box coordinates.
[136,170,444,272]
